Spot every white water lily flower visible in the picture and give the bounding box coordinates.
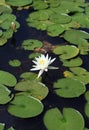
[30,54,58,78]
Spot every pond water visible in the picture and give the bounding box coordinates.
[0,1,89,130]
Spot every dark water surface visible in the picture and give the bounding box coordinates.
[0,2,89,130]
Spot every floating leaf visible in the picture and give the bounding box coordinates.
[20,72,41,81]
[61,57,83,67]
[22,39,43,51]
[0,70,17,87]
[32,1,48,10]
[49,13,71,24]
[6,0,32,6]
[63,30,89,45]
[7,127,15,130]
[9,59,21,67]
[53,45,79,59]
[0,84,13,104]
[14,80,48,100]
[85,102,89,118]
[85,91,89,102]
[8,94,43,118]
[53,78,86,98]
[72,13,89,28]
[28,52,41,59]
[0,123,5,130]
[47,24,65,37]
[68,67,89,84]
[44,107,85,130]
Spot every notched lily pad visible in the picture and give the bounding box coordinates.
[53,78,86,98]
[64,67,89,84]
[22,39,43,51]
[14,80,48,100]
[61,57,83,67]
[8,94,44,118]
[63,30,89,45]
[53,45,79,59]
[0,70,17,87]
[44,107,85,130]
[0,84,13,104]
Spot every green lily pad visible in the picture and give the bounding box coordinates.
[8,94,43,118]
[63,67,89,84]
[53,78,86,98]
[85,102,89,118]
[47,24,65,37]
[22,39,43,51]
[0,84,13,104]
[0,5,12,13]
[85,91,89,102]
[0,70,17,87]
[14,80,48,100]
[28,52,41,59]
[0,30,3,36]
[6,0,32,6]
[20,72,41,81]
[72,13,89,28]
[32,1,48,10]
[63,30,89,45]
[28,10,49,21]
[0,123,5,130]
[7,127,15,130]
[9,59,21,67]
[61,57,83,67]
[53,45,79,60]
[49,13,71,24]
[44,107,85,130]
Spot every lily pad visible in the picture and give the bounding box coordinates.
[20,72,41,81]
[7,127,15,130]
[63,67,89,84]
[6,0,32,6]
[28,52,41,59]
[85,91,89,102]
[0,123,5,130]
[0,84,13,104]
[53,45,79,60]
[47,24,65,37]
[22,39,43,51]
[85,102,89,118]
[49,13,71,24]
[14,80,48,100]
[8,94,43,118]
[9,59,21,67]
[63,30,89,45]
[61,57,83,67]
[53,78,86,98]
[0,70,17,87]
[44,107,85,130]
[32,1,48,10]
